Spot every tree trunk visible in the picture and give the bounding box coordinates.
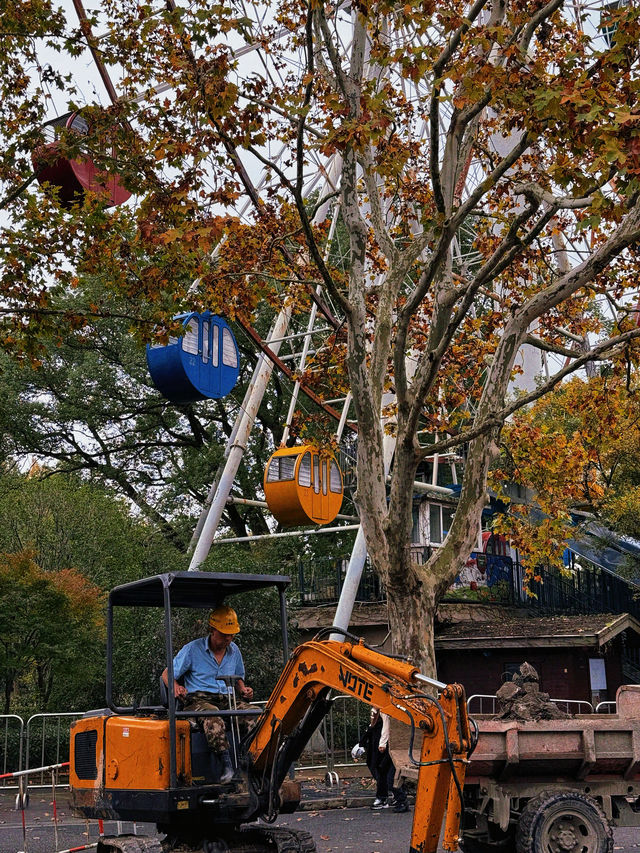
[386,568,438,677]
[36,661,53,709]
[4,675,14,715]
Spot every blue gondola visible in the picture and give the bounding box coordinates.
[146,311,240,404]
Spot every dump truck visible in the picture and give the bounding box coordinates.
[452,684,640,853]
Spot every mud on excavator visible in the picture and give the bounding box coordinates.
[69,571,474,853]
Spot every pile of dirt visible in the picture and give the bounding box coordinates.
[495,662,569,720]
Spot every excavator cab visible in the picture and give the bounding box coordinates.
[68,570,297,846]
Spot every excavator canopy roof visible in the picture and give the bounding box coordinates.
[109,570,291,609]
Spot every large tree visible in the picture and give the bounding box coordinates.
[0,468,190,712]
[3,0,640,676]
[0,468,308,711]
[0,466,185,586]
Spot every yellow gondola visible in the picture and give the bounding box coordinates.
[263,445,343,526]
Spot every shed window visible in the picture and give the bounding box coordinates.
[298,452,311,487]
[329,460,341,493]
[267,455,296,483]
[313,456,320,493]
[182,319,198,355]
[443,506,455,539]
[429,504,442,543]
[427,502,455,545]
[322,459,328,495]
[223,328,238,367]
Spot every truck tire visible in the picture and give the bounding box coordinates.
[515,792,613,853]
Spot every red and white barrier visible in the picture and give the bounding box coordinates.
[0,760,69,780]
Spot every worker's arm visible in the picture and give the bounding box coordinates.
[161,667,187,700]
[236,677,253,701]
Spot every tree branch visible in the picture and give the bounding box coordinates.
[524,333,580,359]
[418,325,640,459]
[518,0,564,52]
[429,0,492,213]
[513,181,607,210]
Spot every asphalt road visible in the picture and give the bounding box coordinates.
[0,808,413,853]
[1,793,640,853]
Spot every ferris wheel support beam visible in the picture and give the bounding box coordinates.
[71,0,119,105]
[281,207,341,446]
[330,429,397,640]
[210,523,361,545]
[187,158,344,566]
[226,495,360,522]
[186,339,277,557]
[188,306,294,570]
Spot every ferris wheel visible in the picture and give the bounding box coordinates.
[29,0,622,593]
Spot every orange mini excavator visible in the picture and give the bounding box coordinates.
[69,571,474,853]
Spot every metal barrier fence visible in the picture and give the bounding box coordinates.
[1,698,369,791]
[467,694,594,715]
[0,715,24,780]
[299,694,370,772]
[1,712,85,788]
[466,694,498,714]
[4,689,613,790]
[254,694,375,773]
[3,690,616,790]
[551,698,594,714]
[250,695,369,772]
[25,713,83,785]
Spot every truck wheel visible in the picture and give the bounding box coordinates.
[516,792,613,853]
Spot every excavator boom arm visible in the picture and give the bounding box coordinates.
[248,638,472,853]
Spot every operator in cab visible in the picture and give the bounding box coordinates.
[162,605,254,783]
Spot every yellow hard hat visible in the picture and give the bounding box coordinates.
[209,605,240,634]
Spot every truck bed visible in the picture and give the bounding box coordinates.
[467,684,640,783]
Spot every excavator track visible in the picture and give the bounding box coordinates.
[239,824,317,853]
[97,836,165,853]
[101,824,317,853]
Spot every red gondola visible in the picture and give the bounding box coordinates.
[32,111,131,209]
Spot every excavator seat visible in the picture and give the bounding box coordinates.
[158,676,239,785]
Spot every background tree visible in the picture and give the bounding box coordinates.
[0,550,104,714]
[0,467,188,712]
[2,0,640,677]
[0,466,185,584]
[492,370,640,577]
[0,467,312,711]
[0,268,295,544]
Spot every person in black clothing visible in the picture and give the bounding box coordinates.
[351,708,397,809]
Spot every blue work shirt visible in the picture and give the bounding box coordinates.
[172,636,245,695]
